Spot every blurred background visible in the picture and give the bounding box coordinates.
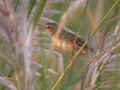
[0,0,120,90]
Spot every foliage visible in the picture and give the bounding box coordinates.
[0,0,120,90]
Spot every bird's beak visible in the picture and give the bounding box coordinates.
[37,23,47,29]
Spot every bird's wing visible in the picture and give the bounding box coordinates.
[68,32,88,50]
[59,30,87,48]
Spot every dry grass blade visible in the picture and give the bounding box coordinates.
[0,0,120,90]
[56,0,88,37]
[32,61,57,74]
[51,0,88,89]
[0,76,17,90]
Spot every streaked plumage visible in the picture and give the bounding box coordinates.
[39,22,89,55]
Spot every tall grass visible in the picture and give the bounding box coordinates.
[0,0,120,90]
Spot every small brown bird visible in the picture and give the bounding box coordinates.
[38,22,89,55]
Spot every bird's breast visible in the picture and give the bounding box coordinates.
[51,36,73,53]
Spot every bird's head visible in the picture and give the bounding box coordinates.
[39,22,57,37]
[44,22,57,30]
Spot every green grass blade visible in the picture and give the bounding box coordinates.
[27,0,36,18]
[32,0,48,28]
[90,0,120,38]
[13,0,21,11]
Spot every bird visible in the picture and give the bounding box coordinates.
[38,22,90,55]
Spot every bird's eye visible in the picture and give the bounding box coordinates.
[46,25,50,28]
